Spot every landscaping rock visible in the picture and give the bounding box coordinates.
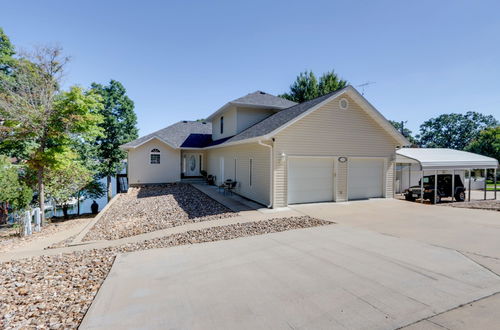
[82,184,236,241]
[444,200,500,212]
[0,216,93,254]
[0,216,331,329]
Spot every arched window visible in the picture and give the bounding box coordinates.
[150,148,160,164]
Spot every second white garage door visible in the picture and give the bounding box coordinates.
[348,158,384,200]
[288,158,334,204]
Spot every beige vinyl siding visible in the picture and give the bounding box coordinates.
[273,94,399,207]
[206,143,270,206]
[336,161,348,202]
[128,138,180,185]
[236,107,276,133]
[385,159,394,197]
[211,106,237,141]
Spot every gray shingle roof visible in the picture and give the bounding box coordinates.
[230,91,297,109]
[121,88,349,150]
[225,87,348,144]
[121,121,212,149]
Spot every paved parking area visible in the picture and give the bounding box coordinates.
[291,199,500,264]
[81,223,500,330]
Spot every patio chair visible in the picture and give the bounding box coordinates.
[225,181,237,195]
[218,179,230,193]
[207,175,216,185]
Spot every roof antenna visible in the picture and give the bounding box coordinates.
[357,81,376,95]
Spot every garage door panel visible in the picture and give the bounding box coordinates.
[288,158,334,204]
[348,158,384,200]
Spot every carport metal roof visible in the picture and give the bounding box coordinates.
[395,148,499,170]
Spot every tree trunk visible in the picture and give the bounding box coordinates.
[38,168,45,223]
[62,205,69,219]
[77,191,81,215]
[107,175,112,202]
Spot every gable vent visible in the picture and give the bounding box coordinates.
[339,98,349,110]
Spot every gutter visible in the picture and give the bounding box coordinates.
[258,140,273,208]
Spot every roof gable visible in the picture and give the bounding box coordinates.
[121,121,212,150]
[206,91,297,121]
[217,86,409,147]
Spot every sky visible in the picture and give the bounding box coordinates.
[1,0,499,135]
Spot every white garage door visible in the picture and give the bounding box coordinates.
[348,158,384,200]
[288,158,334,204]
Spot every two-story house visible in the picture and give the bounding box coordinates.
[121,86,409,208]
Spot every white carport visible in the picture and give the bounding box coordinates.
[395,148,498,203]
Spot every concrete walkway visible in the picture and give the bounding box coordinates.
[0,189,301,262]
[80,225,500,330]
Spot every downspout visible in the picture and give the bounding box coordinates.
[258,140,273,208]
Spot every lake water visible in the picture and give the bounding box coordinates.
[45,177,118,217]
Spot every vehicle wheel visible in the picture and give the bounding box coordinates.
[430,195,441,204]
[405,194,415,201]
[455,191,465,202]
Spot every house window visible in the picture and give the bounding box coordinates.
[150,148,160,164]
[249,158,253,187]
[220,116,224,134]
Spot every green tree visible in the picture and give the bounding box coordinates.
[0,46,103,220]
[44,153,93,218]
[389,120,418,145]
[0,27,15,75]
[280,70,347,103]
[91,80,138,201]
[417,111,498,150]
[76,180,105,215]
[465,126,500,162]
[0,156,32,219]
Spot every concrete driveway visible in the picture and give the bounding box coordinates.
[80,222,500,329]
[291,199,500,273]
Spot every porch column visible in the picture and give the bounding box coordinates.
[468,169,472,202]
[451,169,455,202]
[421,170,424,203]
[434,170,438,204]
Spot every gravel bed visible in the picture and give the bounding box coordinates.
[83,184,236,241]
[0,217,93,254]
[444,200,500,212]
[1,216,332,329]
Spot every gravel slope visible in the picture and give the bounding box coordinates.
[83,184,236,241]
[1,216,332,329]
[0,217,93,254]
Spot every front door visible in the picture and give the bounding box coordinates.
[185,153,202,176]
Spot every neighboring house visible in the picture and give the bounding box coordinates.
[121,86,409,208]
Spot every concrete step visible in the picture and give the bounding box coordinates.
[181,178,207,184]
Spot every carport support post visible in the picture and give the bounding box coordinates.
[468,169,472,202]
[451,169,455,202]
[495,168,497,200]
[420,171,424,203]
[408,164,411,194]
[434,171,438,204]
[484,169,487,200]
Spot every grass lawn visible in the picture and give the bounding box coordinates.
[486,185,499,191]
